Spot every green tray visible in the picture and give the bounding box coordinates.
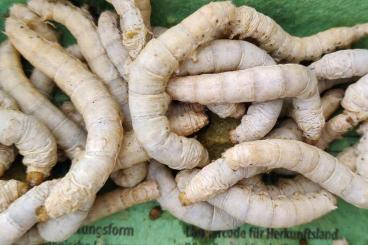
[1,0,368,244]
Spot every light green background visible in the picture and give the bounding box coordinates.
[1,0,368,244]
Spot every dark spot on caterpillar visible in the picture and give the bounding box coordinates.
[346,116,354,124]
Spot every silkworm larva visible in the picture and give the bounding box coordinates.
[176,39,281,139]
[0,41,86,160]
[98,10,131,80]
[177,171,335,228]
[128,1,237,170]
[107,0,148,58]
[231,6,368,62]
[218,139,368,208]
[84,180,159,224]
[0,109,57,186]
[321,89,344,120]
[6,17,123,219]
[168,64,324,140]
[0,180,58,245]
[315,74,368,149]
[309,49,368,81]
[16,181,159,244]
[209,185,336,228]
[30,44,84,98]
[148,161,242,231]
[0,180,28,213]
[0,90,18,176]
[28,0,130,128]
[134,0,151,30]
[111,162,148,188]
[114,103,209,171]
[168,102,209,136]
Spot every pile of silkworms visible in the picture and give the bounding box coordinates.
[0,0,367,244]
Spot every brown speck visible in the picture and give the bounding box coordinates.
[149,206,162,220]
[299,239,308,245]
[346,116,354,124]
